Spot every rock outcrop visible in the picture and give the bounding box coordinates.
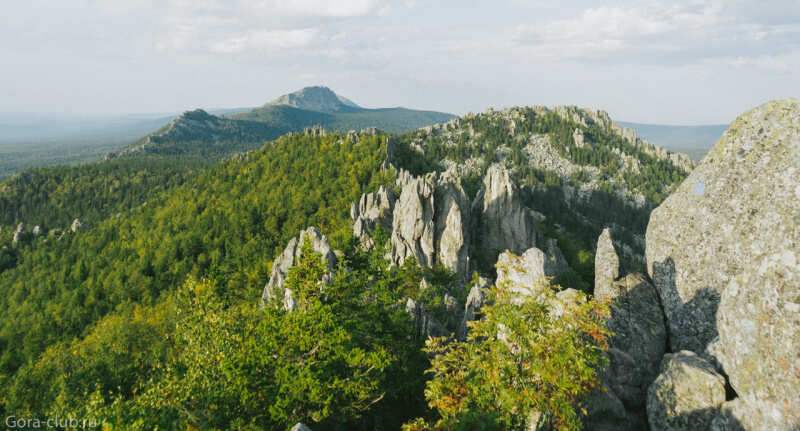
[594,228,620,291]
[433,173,471,276]
[290,423,312,431]
[647,351,727,431]
[389,176,436,267]
[351,186,395,250]
[646,99,799,354]
[261,227,337,310]
[495,245,567,300]
[70,218,86,232]
[405,298,449,339]
[645,99,800,426]
[31,225,42,237]
[581,384,634,431]
[12,223,24,243]
[598,273,666,407]
[471,164,537,256]
[715,251,800,428]
[456,277,490,340]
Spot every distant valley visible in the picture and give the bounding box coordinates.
[619,121,728,162]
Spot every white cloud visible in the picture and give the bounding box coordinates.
[512,0,800,66]
[264,0,382,17]
[209,28,319,53]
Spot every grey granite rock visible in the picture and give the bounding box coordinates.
[646,99,800,357]
[261,227,337,310]
[11,222,24,243]
[290,423,312,431]
[597,273,667,407]
[456,277,490,340]
[389,176,436,267]
[351,185,395,250]
[594,228,620,292]
[647,351,726,431]
[715,250,800,428]
[70,218,86,232]
[495,246,567,301]
[434,173,471,277]
[581,385,633,431]
[405,298,449,339]
[472,164,536,257]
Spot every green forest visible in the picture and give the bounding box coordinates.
[0,110,686,429]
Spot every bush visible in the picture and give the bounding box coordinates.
[405,272,611,431]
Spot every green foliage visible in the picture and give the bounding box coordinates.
[0,155,208,228]
[0,131,392,393]
[234,104,454,135]
[6,231,437,430]
[406,276,611,431]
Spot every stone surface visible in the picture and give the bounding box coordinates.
[456,277,490,340]
[646,98,800,356]
[594,228,620,291]
[709,397,795,431]
[261,227,337,309]
[581,385,633,431]
[389,176,436,267]
[434,173,471,276]
[70,218,86,232]
[351,185,395,250]
[495,246,567,300]
[11,222,24,243]
[405,298,449,339]
[31,225,42,237]
[290,423,312,431]
[442,293,461,330]
[543,238,568,278]
[596,273,666,407]
[647,351,726,431]
[472,164,536,256]
[715,250,800,428]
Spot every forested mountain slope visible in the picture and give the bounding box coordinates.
[115,87,454,158]
[0,103,694,430]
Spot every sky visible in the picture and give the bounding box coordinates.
[1,0,799,125]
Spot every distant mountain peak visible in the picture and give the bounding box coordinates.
[269,86,360,113]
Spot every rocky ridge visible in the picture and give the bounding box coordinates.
[264,99,798,429]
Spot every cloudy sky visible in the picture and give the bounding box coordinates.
[2,0,799,124]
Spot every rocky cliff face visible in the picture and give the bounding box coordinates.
[389,175,437,268]
[433,172,472,277]
[471,164,537,257]
[351,186,395,250]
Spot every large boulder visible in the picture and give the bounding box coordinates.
[351,185,395,250]
[434,173,471,277]
[715,250,800,428]
[647,351,727,431]
[472,164,537,257]
[261,227,337,310]
[581,385,634,431]
[645,98,800,357]
[597,273,667,407]
[389,176,436,267]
